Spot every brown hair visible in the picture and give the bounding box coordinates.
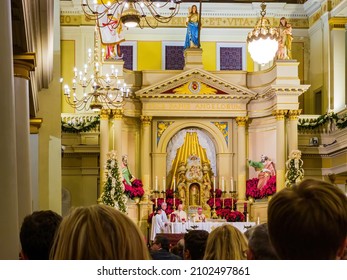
[203,224,248,260]
[268,179,347,259]
[50,204,150,260]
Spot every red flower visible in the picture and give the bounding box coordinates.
[124,179,144,199]
[246,178,261,199]
[259,176,276,198]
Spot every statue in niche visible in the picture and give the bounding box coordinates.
[177,162,187,201]
[184,5,200,49]
[202,162,212,200]
[249,154,276,190]
[189,183,200,206]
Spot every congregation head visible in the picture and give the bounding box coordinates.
[50,204,150,260]
[268,179,347,260]
[184,230,209,260]
[203,224,248,260]
[19,210,62,260]
[246,223,279,260]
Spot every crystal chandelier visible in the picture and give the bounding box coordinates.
[247,2,279,65]
[61,48,129,112]
[82,0,182,29]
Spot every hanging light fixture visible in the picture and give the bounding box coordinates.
[82,0,182,29]
[247,2,279,65]
[60,47,130,112]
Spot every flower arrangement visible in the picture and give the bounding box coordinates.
[246,176,276,199]
[124,178,144,199]
[206,189,244,222]
[61,115,100,133]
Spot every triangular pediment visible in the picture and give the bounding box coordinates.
[136,68,257,100]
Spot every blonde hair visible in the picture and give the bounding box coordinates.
[203,224,248,260]
[50,204,150,260]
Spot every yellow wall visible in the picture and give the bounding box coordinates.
[138,41,162,70]
[201,42,216,71]
[61,40,75,113]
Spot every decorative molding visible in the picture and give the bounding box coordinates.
[157,121,174,144]
[30,118,43,134]
[13,53,36,79]
[211,122,229,145]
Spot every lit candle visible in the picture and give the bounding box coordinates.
[231,177,234,192]
[222,176,224,192]
[155,176,158,191]
[163,177,166,192]
[213,176,216,191]
[257,216,260,225]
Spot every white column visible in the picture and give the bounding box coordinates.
[273,110,287,193]
[99,110,109,199]
[235,117,248,201]
[141,116,152,201]
[14,77,32,224]
[112,109,123,166]
[0,0,19,259]
[287,109,301,154]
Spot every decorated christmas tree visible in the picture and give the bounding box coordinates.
[100,150,127,213]
[285,150,304,188]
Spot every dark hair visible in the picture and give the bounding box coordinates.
[184,230,209,260]
[20,210,62,259]
[247,223,279,260]
[154,236,170,251]
[268,179,347,259]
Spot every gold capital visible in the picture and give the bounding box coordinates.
[287,109,302,121]
[272,110,288,121]
[100,109,110,119]
[235,116,248,127]
[111,109,124,119]
[141,115,152,126]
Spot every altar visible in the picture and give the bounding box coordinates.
[168,221,255,234]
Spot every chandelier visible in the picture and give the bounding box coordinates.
[61,48,129,112]
[247,2,279,65]
[82,0,182,29]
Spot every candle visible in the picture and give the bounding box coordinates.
[163,177,166,192]
[222,176,224,192]
[155,176,158,191]
[213,176,216,191]
[231,177,234,192]
[257,216,260,225]
[246,214,249,222]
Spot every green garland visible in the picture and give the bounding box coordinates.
[61,116,100,133]
[298,112,347,131]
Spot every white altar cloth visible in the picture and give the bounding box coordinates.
[169,221,255,234]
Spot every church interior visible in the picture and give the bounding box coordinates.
[1,0,347,259]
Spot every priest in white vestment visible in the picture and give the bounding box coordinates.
[151,207,165,241]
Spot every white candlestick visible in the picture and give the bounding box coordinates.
[213,176,216,191]
[231,178,234,192]
[155,176,158,191]
[163,177,166,192]
[222,176,224,192]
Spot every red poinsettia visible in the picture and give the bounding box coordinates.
[124,179,144,199]
[259,176,276,198]
[246,176,277,199]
